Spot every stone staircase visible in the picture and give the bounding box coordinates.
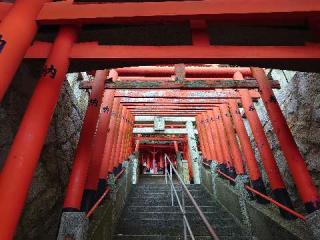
[113,175,249,240]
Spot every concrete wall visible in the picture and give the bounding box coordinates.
[201,165,313,240]
[0,67,88,239]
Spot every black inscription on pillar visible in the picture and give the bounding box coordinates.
[0,35,7,53]
[41,64,57,79]
[89,98,98,107]
[269,95,277,103]
[235,109,241,115]
[103,106,110,113]
[248,105,255,112]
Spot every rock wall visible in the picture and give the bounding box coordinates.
[0,67,88,239]
[243,70,320,211]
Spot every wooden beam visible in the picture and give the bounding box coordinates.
[24,42,320,72]
[115,89,260,99]
[127,106,216,109]
[0,3,11,19]
[119,98,231,103]
[80,79,280,89]
[134,136,186,142]
[135,116,195,122]
[25,42,320,62]
[133,127,197,134]
[115,66,252,78]
[35,1,320,25]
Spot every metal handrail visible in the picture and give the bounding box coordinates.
[164,154,220,240]
[86,187,111,218]
[86,165,128,218]
[202,162,306,220]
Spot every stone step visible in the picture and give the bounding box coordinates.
[127,193,212,200]
[125,198,216,206]
[133,184,203,190]
[115,219,243,237]
[113,234,249,240]
[112,177,248,240]
[122,206,220,213]
[130,189,210,197]
[120,212,235,224]
[128,192,212,200]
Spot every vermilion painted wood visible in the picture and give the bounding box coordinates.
[119,112,131,163]
[125,114,134,159]
[200,113,218,161]
[99,98,121,177]
[234,71,286,190]
[109,106,125,170]
[195,115,209,160]
[115,66,251,78]
[63,70,107,210]
[212,108,233,168]
[0,25,77,239]
[24,42,320,65]
[115,89,261,99]
[252,68,319,209]
[128,106,214,110]
[206,111,224,165]
[219,105,245,175]
[132,113,198,116]
[0,0,51,102]
[85,89,115,190]
[228,99,261,181]
[123,102,226,106]
[117,77,234,81]
[22,42,320,72]
[35,0,320,24]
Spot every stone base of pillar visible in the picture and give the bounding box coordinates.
[192,161,201,184]
[210,161,219,198]
[108,173,116,190]
[235,175,253,237]
[129,155,139,184]
[306,209,320,240]
[57,212,89,240]
[181,160,190,184]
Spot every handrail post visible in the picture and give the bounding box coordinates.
[165,156,168,184]
[170,163,174,206]
[182,190,187,240]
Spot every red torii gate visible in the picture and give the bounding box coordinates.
[0,0,319,238]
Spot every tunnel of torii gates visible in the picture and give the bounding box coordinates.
[1,0,320,239]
